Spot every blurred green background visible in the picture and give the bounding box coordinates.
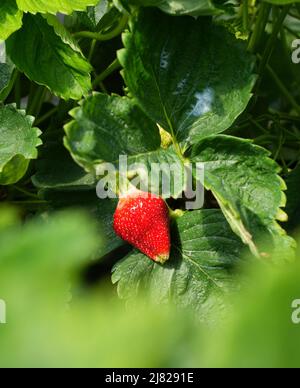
[0,205,299,368]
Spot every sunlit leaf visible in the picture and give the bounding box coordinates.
[16,0,100,15]
[6,14,92,100]
[0,105,41,185]
[191,135,294,260]
[0,0,23,41]
[119,9,256,145]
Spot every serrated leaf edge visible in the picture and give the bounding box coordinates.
[192,135,291,258]
[16,0,100,16]
[0,104,42,173]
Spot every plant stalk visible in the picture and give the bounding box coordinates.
[74,15,128,42]
[248,2,271,53]
[93,59,122,88]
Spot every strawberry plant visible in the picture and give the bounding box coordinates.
[1,0,300,367]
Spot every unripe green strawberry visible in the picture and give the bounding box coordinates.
[113,188,171,264]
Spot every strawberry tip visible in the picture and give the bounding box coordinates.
[154,253,170,265]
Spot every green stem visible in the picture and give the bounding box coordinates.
[35,106,58,126]
[243,0,249,32]
[27,83,35,111]
[250,118,269,134]
[250,5,291,110]
[35,88,48,118]
[278,113,300,121]
[99,81,108,94]
[274,131,285,160]
[14,72,21,108]
[248,2,271,53]
[12,186,39,200]
[88,39,97,62]
[263,59,300,116]
[162,106,185,162]
[93,58,121,88]
[257,5,290,80]
[27,86,45,116]
[280,26,290,59]
[74,15,128,42]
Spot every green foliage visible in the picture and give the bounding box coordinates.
[119,9,256,145]
[113,210,245,319]
[0,44,14,98]
[64,93,161,168]
[64,93,186,197]
[0,206,299,367]
[65,0,119,32]
[0,105,41,185]
[0,207,198,367]
[0,0,300,368]
[6,14,92,100]
[202,258,300,368]
[191,135,292,259]
[0,63,11,97]
[0,0,23,41]
[127,0,227,16]
[16,0,100,15]
[33,137,96,190]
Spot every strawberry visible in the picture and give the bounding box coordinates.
[113,188,171,264]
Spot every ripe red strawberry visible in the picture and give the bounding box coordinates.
[113,188,171,264]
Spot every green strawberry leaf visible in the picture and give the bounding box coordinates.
[112,209,245,320]
[16,0,100,15]
[65,0,117,32]
[0,0,23,41]
[123,146,186,199]
[32,137,96,190]
[191,135,295,260]
[0,43,14,99]
[65,93,160,165]
[119,9,256,146]
[127,0,226,16]
[64,93,186,199]
[0,155,31,186]
[0,104,42,185]
[0,62,11,97]
[6,14,92,100]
